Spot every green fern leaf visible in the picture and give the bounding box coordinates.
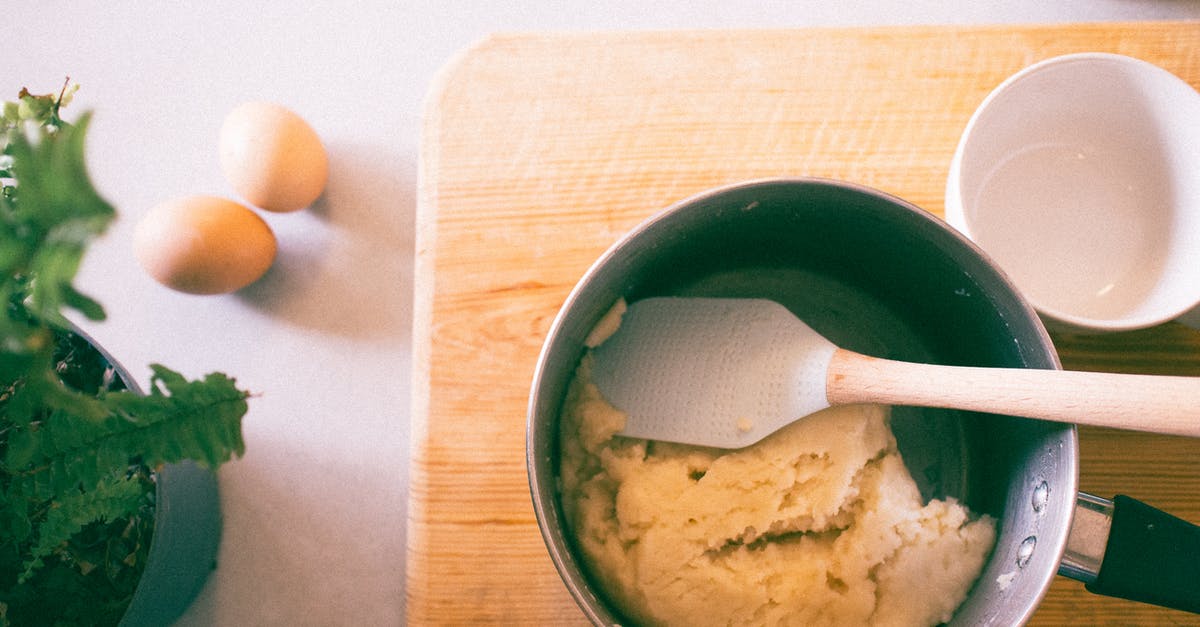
[6,365,248,501]
[3,112,113,324]
[18,472,147,583]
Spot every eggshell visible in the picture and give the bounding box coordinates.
[134,195,277,295]
[219,101,328,213]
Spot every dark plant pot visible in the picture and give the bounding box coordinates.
[65,328,223,627]
[117,460,221,626]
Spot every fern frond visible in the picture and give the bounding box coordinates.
[3,112,113,324]
[18,472,147,583]
[5,365,248,501]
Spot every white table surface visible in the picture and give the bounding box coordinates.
[8,2,1200,625]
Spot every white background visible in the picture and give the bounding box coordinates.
[8,3,1200,625]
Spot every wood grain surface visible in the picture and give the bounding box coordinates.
[408,22,1200,625]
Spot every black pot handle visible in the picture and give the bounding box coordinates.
[1082,494,1200,613]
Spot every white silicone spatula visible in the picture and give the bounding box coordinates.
[589,297,1200,448]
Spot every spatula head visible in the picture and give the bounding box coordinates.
[590,297,837,448]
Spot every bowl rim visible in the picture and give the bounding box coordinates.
[944,52,1200,332]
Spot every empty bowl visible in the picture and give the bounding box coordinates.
[945,53,1200,332]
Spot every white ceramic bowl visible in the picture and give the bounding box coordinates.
[946,53,1200,332]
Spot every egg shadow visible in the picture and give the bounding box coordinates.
[236,141,415,341]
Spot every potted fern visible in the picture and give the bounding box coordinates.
[1,83,249,625]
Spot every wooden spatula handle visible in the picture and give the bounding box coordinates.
[826,349,1200,438]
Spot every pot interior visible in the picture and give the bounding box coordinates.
[529,178,1079,626]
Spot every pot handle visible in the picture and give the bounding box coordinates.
[1060,492,1200,613]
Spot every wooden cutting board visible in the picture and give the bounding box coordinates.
[408,22,1200,625]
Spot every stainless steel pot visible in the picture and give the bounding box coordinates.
[527,178,1200,624]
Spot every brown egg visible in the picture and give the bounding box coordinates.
[134,195,277,294]
[218,101,328,213]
